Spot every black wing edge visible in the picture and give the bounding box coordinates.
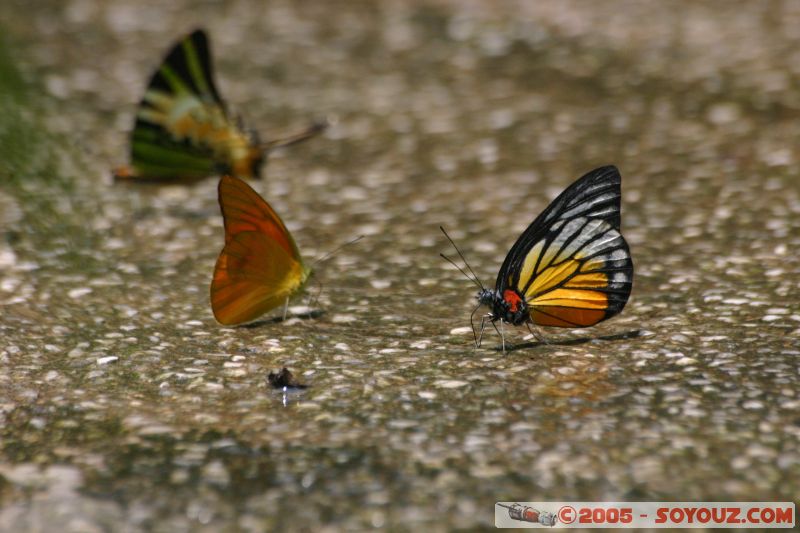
[145,29,224,107]
[598,239,634,321]
[540,165,622,229]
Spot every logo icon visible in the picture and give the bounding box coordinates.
[497,503,558,527]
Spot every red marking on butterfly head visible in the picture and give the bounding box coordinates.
[503,290,523,313]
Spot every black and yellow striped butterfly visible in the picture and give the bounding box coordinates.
[447,165,633,350]
[114,29,324,183]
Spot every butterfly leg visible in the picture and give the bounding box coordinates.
[470,302,484,347]
[476,314,486,348]
[476,313,494,348]
[488,318,505,353]
[500,319,506,353]
[304,277,323,315]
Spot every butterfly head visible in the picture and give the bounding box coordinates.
[477,288,529,325]
[477,288,495,307]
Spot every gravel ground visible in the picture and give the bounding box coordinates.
[0,0,798,530]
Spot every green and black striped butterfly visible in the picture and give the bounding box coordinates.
[115,29,324,183]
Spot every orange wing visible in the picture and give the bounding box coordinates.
[210,175,309,325]
[216,174,299,252]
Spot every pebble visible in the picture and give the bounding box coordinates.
[369,279,392,289]
[68,287,92,299]
[722,298,749,305]
[434,380,469,389]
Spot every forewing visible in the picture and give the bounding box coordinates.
[145,29,224,110]
[518,217,633,327]
[496,165,623,292]
[217,176,301,257]
[537,165,622,229]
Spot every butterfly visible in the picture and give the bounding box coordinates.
[115,29,324,183]
[210,175,310,325]
[444,165,634,351]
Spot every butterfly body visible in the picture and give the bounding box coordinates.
[478,288,529,326]
[131,95,263,181]
[472,166,633,344]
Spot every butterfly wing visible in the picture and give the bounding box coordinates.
[144,28,224,108]
[498,166,633,327]
[210,175,309,325]
[121,29,260,182]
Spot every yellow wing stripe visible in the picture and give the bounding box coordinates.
[518,240,545,291]
[580,256,604,273]
[157,64,192,96]
[531,288,608,309]
[523,259,579,299]
[564,271,608,288]
[182,38,213,100]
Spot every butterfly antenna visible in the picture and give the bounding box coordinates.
[439,226,485,291]
[440,253,483,290]
[310,235,364,270]
[259,117,330,152]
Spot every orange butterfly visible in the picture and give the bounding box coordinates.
[210,175,310,325]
